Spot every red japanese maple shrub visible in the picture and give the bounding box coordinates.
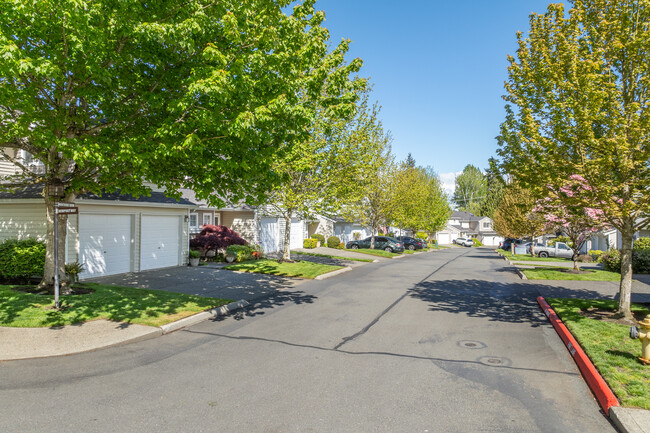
[190,225,247,252]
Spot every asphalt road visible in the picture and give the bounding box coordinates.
[0,248,617,432]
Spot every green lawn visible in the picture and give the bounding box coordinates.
[224,259,343,279]
[347,248,401,258]
[0,284,232,328]
[291,251,374,262]
[547,298,650,409]
[522,267,620,281]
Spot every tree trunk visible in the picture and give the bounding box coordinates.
[281,212,292,261]
[39,197,68,292]
[618,223,634,320]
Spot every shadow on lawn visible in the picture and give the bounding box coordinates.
[408,279,612,327]
[0,284,226,328]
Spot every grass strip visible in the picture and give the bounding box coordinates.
[497,249,572,262]
[522,267,620,281]
[224,259,342,279]
[348,248,401,258]
[291,251,374,262]
[0,284,232,328]
[546,298,650,409]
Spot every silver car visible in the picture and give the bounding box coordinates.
[455,237,474,247]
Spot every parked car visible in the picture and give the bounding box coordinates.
[523,242,545,254]
[396,236,424,250]
[454,237,474,247]
[346,236,405,253]
[533,242,575,259]
[500,238,524,250]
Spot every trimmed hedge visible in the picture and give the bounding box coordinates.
[601,248,650,274]
[0,238,46,282]
[311,233,325,244]
[303,238,318,249]
[326,236,341,249]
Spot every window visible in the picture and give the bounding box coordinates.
[203,213,212,225]
[482,222,491,229]
[189,213,198,231]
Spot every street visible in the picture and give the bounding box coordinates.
[0,248,616,432]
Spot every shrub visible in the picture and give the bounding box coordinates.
[415,231,427,240]
[601,249,621,272]
[189,250,201,259]
[353,232,361,240]
[589,250,605,262]
[190,225,247,252]
[633,250,650,273]
[473,239,483,247]
[64,261,85,283]
[326,236,341,248]
[311,233,325,245]
[225,244,256,262]
[338,242,345,249]
[0,238,46,282]
[548,235,572,247]
[634,237,650,250]
[576,254,593,263]
[303,238,317,249]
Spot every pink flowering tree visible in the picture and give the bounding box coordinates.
[535,176,607,270]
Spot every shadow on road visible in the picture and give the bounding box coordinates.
[212,289,318,322]
[409,279,611,327]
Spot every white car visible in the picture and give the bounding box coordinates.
[455,237,474,247]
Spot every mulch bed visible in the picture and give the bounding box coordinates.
[578,305,650,326]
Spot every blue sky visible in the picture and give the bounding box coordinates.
[318,0,556,193]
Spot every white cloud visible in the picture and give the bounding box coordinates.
[438,171,461,197]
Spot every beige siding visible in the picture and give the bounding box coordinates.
[0,202,47,241]
[0,148,19,176]
[222,210,256,243]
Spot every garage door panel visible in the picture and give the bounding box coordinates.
[79,214,132,278]
[261,218,279,253]
[290,219,304,249]
[438,233,451,245]
[140,215,180,271]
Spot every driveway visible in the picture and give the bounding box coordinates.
[86,265,304,302]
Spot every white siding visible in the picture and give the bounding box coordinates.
[0,202,47,241]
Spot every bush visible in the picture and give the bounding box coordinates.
[225,244,256,262]
[65,261,85,283]
[589,250,605,262]
[311,233,325,245]
[303,238,317,249]
[0,238,46,282]
[189,250,201,259]
[326,236,341,248]
[549,235,572,247]
[338,242,345,249]
[190,225,247,252]
[473,240,483,247]
[633,250,650,273]
[601,249,621,272]
[415,231,427,240]
[576,254,594,263]
[634,237,650,250]
[353,232,361,240]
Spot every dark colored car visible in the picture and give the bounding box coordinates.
[396,236,424,250]
[500,238,524,250]
[346,236,405,253]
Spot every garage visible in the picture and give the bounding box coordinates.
[140,215,181,271]
[290,219,304,249]
[437,233,451,245]
[260,217,280,253]
[79,214,133,278]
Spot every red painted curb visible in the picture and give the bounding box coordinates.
[537,296,619,415]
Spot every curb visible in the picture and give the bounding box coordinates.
[517,268,528,280]
[315,266,352,280]
[537,296,619,415]
[160,299,249,334]
[610,407,650,433]
[393,254,407,259]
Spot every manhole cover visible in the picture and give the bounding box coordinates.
[457,340,487,350]
[477,356,512,367]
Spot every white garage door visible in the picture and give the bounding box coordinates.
[260,217,280,253]
[290,219,304,249]
[140,215,181,271]
[79,214,132,278]
[438,233,451,245]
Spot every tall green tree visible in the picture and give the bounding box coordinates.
[0,0,359,289]
[265,95,388,262]
[452,164,487,215]
[497,0,650,319]
[478,158,506,219]
[419,167,452,242]
[342,125,394,249]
